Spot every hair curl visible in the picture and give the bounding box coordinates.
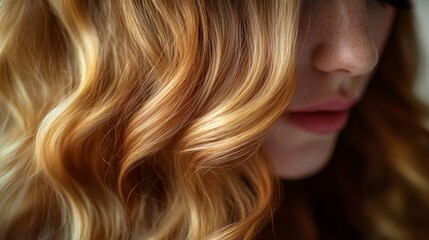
[0,0,299,239]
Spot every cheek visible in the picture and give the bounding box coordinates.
[367,7,397,51]
[357,7,396,93]
[349,8,397,97]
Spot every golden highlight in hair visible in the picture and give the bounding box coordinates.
[0,0,299,239]
[2,0,429,239]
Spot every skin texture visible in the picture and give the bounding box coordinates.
[263,0,397,179]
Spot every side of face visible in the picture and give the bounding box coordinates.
[263,0,397,179]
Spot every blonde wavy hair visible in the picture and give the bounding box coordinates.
[2,1,429,240]
[0,0,299,239]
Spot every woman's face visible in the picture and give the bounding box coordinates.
[263,0,398,179]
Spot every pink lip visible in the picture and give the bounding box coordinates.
[291,98,357,112]
[286,99,357,134]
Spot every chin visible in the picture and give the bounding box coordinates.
[263,127,340,180]
[274,150,333,180]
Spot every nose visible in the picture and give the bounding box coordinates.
[310,1,379,76]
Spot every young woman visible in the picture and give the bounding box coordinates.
[1,0,428,239]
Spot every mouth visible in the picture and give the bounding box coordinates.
[287,110,350,134]
[285,98,357,134]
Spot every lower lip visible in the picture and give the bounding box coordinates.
[286,110,350,134]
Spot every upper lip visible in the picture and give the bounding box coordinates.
[290,98,358,112]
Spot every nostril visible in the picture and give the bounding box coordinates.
[311,36,379,76]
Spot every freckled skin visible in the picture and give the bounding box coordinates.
[263,0,396,179]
